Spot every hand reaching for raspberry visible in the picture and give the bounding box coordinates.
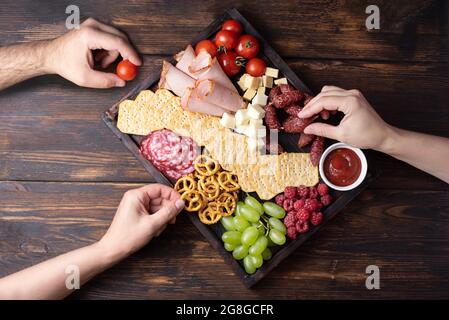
[298,85,391,150]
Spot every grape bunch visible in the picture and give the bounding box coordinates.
[221,195,287,274]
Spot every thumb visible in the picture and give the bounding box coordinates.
[82,69,126,88]
[146,199,184,232]
[304,122,340,140]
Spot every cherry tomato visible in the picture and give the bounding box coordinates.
[235,34,260,59]
[195,39,218,58]
[116,60,138,81]
[218,52,243,77]
[222,19,243,36]
[215,30,238,51]
[246,58,266,77]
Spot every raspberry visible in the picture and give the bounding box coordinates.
[304,198,320,212]
[284,186,297,199]
[287,227,297,239]
[284,211,297,228]
[297,185,309,198]
[295,220,309,234]
[310,212,323,226]
[293,199,305,211]
[295,208,310,223]
[283,199,294,211]
[317,183,329,196]
[275,194,285,206]
[309,187,319,199]
[321,194,333,207]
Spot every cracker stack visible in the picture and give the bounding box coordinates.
[117,89,319,199]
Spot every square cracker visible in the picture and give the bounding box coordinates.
[134,90,154,105]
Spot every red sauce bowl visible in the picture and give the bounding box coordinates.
[319,143,368,191]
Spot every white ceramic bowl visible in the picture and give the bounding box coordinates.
[319,142,368,191]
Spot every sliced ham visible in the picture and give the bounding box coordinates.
[188,51,212,74]
[195,79,244,113]
[181,87,227,116]
[158,61,195,97]
[175,45,196,77]
[196,58,237,93]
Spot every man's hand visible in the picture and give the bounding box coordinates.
[99,184,185,258]
[298,85,391,150]
[45,18,142,88]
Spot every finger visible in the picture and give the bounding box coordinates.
[81,69,125,88]
[86,29,142,66]
[299,96,352,118]
[138,184,181,201]
[146,199,185,232]
[321,85,345,92]
[304,122,341,140]
[304,90,351,109]
[100,50,120,68]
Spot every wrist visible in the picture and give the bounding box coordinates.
[40,39,59,75]
[374,124,400,154]
[94,239,130,268]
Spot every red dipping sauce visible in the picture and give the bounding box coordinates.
[323,148,362,187]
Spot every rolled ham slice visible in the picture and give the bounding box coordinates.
[196,58,237,93]
[158,61,195,97]
[175,45,197,78]
[195,79,245,113]
[188,51,212,75]
[181,87,227,117]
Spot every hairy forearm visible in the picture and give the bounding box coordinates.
[0,241,125,299]
[378,126,449,183]
[0,40,53,90]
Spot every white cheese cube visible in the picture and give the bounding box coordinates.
[243,88,257,101]
[235,109,249,126]
[247,137,266,151]
[247,104,265,120]
[237,74,249,91]
[257,87,266,95]
[235,124,249,135]
[274,77,288,85]
[262,75,273,88]
[219,112,236,129]
[265,67,279,78]
[250,119,263,126]
[252,92,268,106]
[244,75,260,90]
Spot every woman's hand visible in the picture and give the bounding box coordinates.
[99,184,185,258]
[45,17,142,88]
[298,85,392,150]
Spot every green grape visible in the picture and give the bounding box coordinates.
[263,202,286,219]
[232,245,248,260]
[241,226,259,246]
[221,216,236,231]
[244,195,264,215]
[249,235,268,256]
[235,201,245,217]
[269,229,286,245]
[268,217,287,234]
[243,256,256,274]
[240,204,260,223]
[222,231,242,246]
[249,254,263,268]
[262,247,272,260]
[224,242,237,252]
[233,216,250,232]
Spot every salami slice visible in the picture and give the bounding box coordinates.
[139,129,198,180]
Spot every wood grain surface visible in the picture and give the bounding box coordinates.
[0,0,448,299]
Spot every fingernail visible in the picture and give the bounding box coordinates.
[175,199,185,210]
[116,80,126,87]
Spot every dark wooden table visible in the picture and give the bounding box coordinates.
[1,0,448,299]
